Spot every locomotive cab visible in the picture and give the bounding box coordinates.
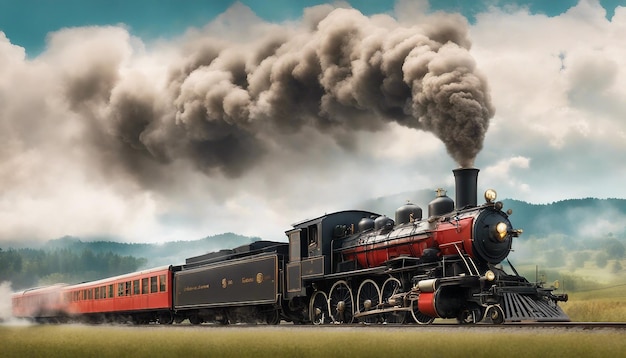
[284,210,380,299]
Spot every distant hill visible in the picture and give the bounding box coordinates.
[502,198,626,239]
[43,233,261,267]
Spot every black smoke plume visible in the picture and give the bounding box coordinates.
[71,5,494,185]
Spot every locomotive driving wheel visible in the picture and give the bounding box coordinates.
[329,280,354,324]
[309,290,330,325]
[356,279,381,324]
[410,300,434,325]
[381,277,405,324]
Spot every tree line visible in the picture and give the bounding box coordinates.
[0,247,147,290]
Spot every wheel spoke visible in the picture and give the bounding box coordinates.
[411,299,434,325]
[329,280,354,324]
[381,277,405,324]
[357,279,381,323]
[309,291,329,325]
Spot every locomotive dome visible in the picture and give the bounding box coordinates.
[358,217,376,232]
[395,202,422,224]
[374,215,394,231]
[428,189,454,217]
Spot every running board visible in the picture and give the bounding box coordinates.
[502,292,570,322]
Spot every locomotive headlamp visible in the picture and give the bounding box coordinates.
[495,222,508,241]
[485,270,496,281]
[484,189,497,203]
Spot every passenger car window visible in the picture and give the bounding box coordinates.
[159,274,166,292]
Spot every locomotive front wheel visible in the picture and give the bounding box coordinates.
[309,290,330,325]
[486,305,505,325]
[410,300,434,325]
[457,309,481,324]
[329,280,354,324]
[357,279,381,324]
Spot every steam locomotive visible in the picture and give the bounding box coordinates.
[12,168,569,325]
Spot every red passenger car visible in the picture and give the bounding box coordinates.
[64,266,175,324]
[12,284,68,322]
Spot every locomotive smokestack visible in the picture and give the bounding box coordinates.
[453,168,479,209]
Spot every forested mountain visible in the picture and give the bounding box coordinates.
[43,232,260,267]
[501,198,626,238]
[0,248,146,290]
[1,233,260,290]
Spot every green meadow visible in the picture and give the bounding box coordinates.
[1,324,624,358]
[561,284,626,322]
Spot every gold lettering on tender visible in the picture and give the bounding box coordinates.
[242,277,254,284]
[183,284,210,292]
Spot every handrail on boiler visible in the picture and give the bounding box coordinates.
[439,241,479,276]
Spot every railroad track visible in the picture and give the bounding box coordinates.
[332,321,626,330]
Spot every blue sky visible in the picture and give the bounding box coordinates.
[1,0,623,57]
[1,0,626,243]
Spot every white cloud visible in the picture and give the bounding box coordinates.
[481,156,531,197]
[0,1,625,245]
[471,0,626,202]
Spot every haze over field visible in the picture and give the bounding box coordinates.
[0,0,625,244]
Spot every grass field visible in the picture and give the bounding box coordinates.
[1,324,625,358]
[2,279,625,357]
[559,283,626,322]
